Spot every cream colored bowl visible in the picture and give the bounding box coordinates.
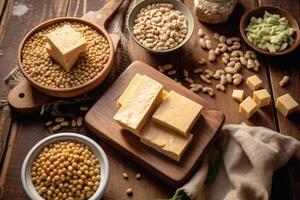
[21,133,109,200]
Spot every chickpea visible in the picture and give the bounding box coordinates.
[31,140,100,200]
[22,22,110,89]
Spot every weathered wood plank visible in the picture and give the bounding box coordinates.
[259,1,300,200]
[0,0,69,98]
[179,0,276,129]
[0,0,70,199]
[259,0,300,139]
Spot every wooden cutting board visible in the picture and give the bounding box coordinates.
[85,61,225,186]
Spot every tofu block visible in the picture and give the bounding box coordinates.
[46,43,79,72]
[117,73,169,108]
[253,89,271,107]
[232,90,245,102]
[113,75,163,136]
[46,25,86,68]
[275,94,299,117]
[152,90,203,136]
[141,120,193,162]
[239,97,258,119]
[246,75,263,90]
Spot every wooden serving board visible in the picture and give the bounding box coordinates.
[85,60,225,186]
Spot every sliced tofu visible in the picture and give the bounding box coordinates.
[117,73,142,108]
[46,25,86,66]
[46,43,79,72]
[117,73,169,107]
[152,90,203,136]
[113,75,163,136]
[141,120,193,162]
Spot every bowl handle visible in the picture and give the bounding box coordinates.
[82,0,124,28]
[7,80,51,114]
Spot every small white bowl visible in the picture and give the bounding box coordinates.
[21,133,109,200]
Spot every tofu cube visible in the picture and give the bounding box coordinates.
[232,90,245,102]
[152,90,203,136]
[275,94,299,117]
[46,25,86,71]
[113,75,163,136]
[253,89,271,107]
[141,120,193,162]
[46,43,79,72]
[246,75,263,90]
[239,97,258,119]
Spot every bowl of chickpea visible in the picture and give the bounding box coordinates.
[21,133,109,200]
[128,0,194,54]
[18,17,115,98]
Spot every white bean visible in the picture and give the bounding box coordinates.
[193,68,203,74]
[227,61,236,68]
[231,50,243,57]
[198,58,207,65]
[279,75,290,87]
[198,29,205,37]
[167,70,176,75]
[225,67,237,74]
[240,57,247,66]
[232,73,243,85]
[184,77,194,84]
[202,87,214,96]
[204,69,214,78]
[218,43,227,52]
[214,47,221,55]
[163,64,173,70]
[230,41,241,50]
[247,59,255,69]
[199,38,207,48]
[183,69,189,77]
[226,73,232,83]
[200,74,212,84]
[205,39,213,50]
[213,33,220,39]
[219,35,226,43]
[216,84,226,91]
[233,62,241,72]
[226,37,240,45]
[220,74,227,85]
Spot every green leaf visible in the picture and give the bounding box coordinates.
[167,190,191,200]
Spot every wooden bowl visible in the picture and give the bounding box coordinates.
[127,0,194,54]
[240,6,300,56]
[18,17,115,98]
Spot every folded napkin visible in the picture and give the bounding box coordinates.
[172,124,300,200]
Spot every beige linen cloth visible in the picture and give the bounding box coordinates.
[177,124,300,200]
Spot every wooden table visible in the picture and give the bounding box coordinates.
[0,0,299,199]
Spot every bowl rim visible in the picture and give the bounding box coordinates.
[18,17,115,92]
[240,5,300,56]
[21,132,109,200]
[127,0,194,54]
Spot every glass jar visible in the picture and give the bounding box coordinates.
[194,0,237,24]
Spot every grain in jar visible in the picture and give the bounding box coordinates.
[194,0,237,24]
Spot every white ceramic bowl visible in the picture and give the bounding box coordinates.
[21,133,109,200]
